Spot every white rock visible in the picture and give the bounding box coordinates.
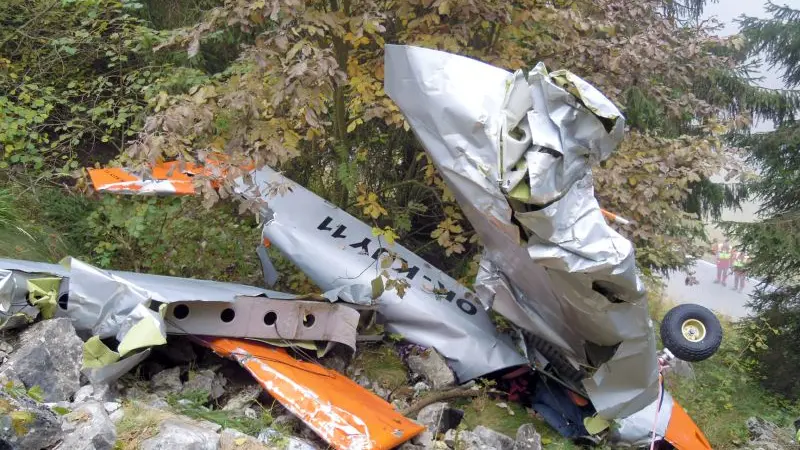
[56,402,117,450]
[73,383,115,405]
[222,385,263,411]
[412,430,434,447]
[220,428,276,450]
[406,349,455,390]
[515,423,542,450]
[73,385,95,404]
[443,429,457,447]
[182,369,227,400]
[109,408,125,424]
[150,367,183,394]
[257,428,318,450]
[413,382,430,394]
[416,402,464,434]
[140,418,220,450]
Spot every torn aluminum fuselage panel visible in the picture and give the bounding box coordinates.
[88,160,529,382]
[202,337,425,450]
[0,269,44,330]
[0,257,293,337]
[164,296,360,353]
[383,44,658,419]
[232,166,529,383]
[0,257,358,383]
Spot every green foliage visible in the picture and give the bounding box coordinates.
[0,175,265,285]
[0,189,18,228]
[721,125,800,400]
[456,395,531,440]
[2,381,46,404]
[683,177,750,221]
[744,299,800,400]
[109,0,753,279]
[353,346,408,391]
[165,389,277,436]
[0,0,205,175]
[741,2,800,89]
[0,181,85,262]
[85,195,263,281]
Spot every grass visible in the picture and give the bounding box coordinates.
[456,394,531,437]
[452,392,583,449]
[166,389,279,436]
[353,345,408,391]
[115,389,288,450]
[114,402,173,449]
[0,183,93,262]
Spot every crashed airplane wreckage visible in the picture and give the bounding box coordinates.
[0,45,725,449]
[0,257,425,449]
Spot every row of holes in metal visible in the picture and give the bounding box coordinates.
[170,303,316,327]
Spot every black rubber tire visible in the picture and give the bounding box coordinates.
[660,304,723,362]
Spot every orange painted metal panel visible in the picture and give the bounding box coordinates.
[87,167,196,194]
[88,159,255,195]
[664,400,713,450]
[203,337,425,450]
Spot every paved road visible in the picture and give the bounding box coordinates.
[663,259,757,320]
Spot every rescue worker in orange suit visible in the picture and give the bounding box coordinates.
[732,251,749,292]
[714,240,732,286]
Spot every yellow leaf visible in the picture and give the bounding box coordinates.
[346,118,362,134]
[382,227,398,244]
[234,437,247,446]
[438,0,450,15]
[284,129,301,148]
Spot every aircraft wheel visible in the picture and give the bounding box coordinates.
[661,304,723,362]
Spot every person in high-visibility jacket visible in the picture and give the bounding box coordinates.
[714,240,732,286]
[733,251,749,292]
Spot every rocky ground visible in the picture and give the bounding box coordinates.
[0,317,795,450]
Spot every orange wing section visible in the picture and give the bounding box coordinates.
[87,167,197,195]
[202,337,425,450]
[88,158,257,196]
[664,400,713,450]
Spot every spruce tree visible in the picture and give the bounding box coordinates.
[722,1,800,398]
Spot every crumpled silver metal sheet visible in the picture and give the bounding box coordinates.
[84,349,152,385]
[611,389,674,445]
[0,258,294,303]
[384,44,658,419]
[0,269,42,330]
[233,166,528,383]
[0,257,303,383]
